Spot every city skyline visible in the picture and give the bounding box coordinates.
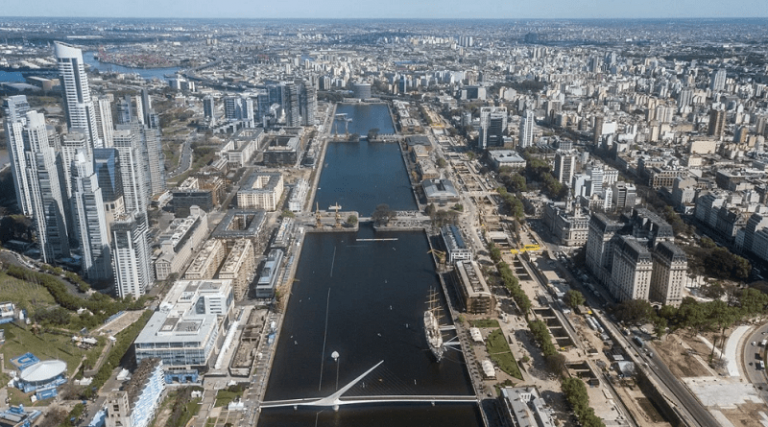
[3,0,768,20]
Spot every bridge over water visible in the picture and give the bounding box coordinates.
[259,361,477,410]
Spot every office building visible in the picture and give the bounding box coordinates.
[612,182,637,210]
[454,260,493,314]
[650,241,687,307]
[94,96,114,148]
[284,82,301,127]
[237,172,284,211]
[593,116,604,146]
[542,202,590,247]
[54,42,101,149]
[479,106,507,149]
[93,148,126,237]
[708,109,726,139]
[153,206,208,281]
[203,95,215,123]
[554,150,576,185]
[711,68,726,92]
[70,150,112,281]
[585,213,623,287]
[112,211,152,299]
[184,239,227,280]
[60,131,88,200]
[217,239,256,301]
[300,83,316,126]
[134,280,233,375]
[255,249,283,299]
[499,387,555,427]
[288,179,309,212]
[2,95,33,216]
[211,210,268,245]
[113,128,148,213]
[610,236,653,302]
[519,110,535,148]
[141,126,166,196]
[24,111,71,262]
[116,96,132,125]
[489,150,526,171]
[352,83,372,100]
[441,225,473,263]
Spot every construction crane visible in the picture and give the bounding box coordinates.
[315,202,322,228]
[427,249,447,267]
[329,203,342,228]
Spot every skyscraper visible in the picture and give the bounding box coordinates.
[708,109,726,139]
[300,83,316,126]
[554,150,576,185]
[23,111,70,262]
[54,41,101,150]
[519,110,535,148]
[284,82,301,127]
[203,95,215,124]
[93,96,114,148]
[593,116,604,146]
[70,150,112,281]
[710,68,726,92]
[2,95,33,216]
[142,126,166,196]
[479,106,507,149]
[93,148,126,242]
[116,96,132,125]
[113,128,148,213]
[60,131,88,200]
[111,211,152,298]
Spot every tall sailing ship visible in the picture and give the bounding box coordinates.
[423,288,445,362]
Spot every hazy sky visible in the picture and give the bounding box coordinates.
[5,0,768,19]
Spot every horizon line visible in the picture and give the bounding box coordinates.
[3,16,768,21]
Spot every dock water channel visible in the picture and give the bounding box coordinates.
[258,104,483,426]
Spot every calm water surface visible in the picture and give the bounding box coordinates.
[258,104,481,427]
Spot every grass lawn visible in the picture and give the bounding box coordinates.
[471,319,500,328]
[175,398,201,427]
[214,389,241,408]
[0,271,57,311]
[0,323,104,376]
[486,328,523,380]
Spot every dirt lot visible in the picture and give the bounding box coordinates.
[719,402,768,427]
[653,334,713,378]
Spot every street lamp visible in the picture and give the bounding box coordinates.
[331,351,340,391]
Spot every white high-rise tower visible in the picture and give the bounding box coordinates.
[71,150,112,281]
[519,110,535,148]
[23,111,70,262]
[54,41,102,150]
[2,95,33,216]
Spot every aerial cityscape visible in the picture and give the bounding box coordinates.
[0,10,767,427]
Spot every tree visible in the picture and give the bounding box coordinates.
[371,204,395,225]
[367,128,380,140]
[436,157,447,168]
[565,290,585,309]
[280,209,295,218]
[346,215,358,225]
[612,299,654,326]
[545,353,567,376]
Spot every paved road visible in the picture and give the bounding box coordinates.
[168,136,194,179]
[742,323,768,403]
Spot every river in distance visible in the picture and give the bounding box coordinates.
[258,104,482,427]
[82,52,180,80]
